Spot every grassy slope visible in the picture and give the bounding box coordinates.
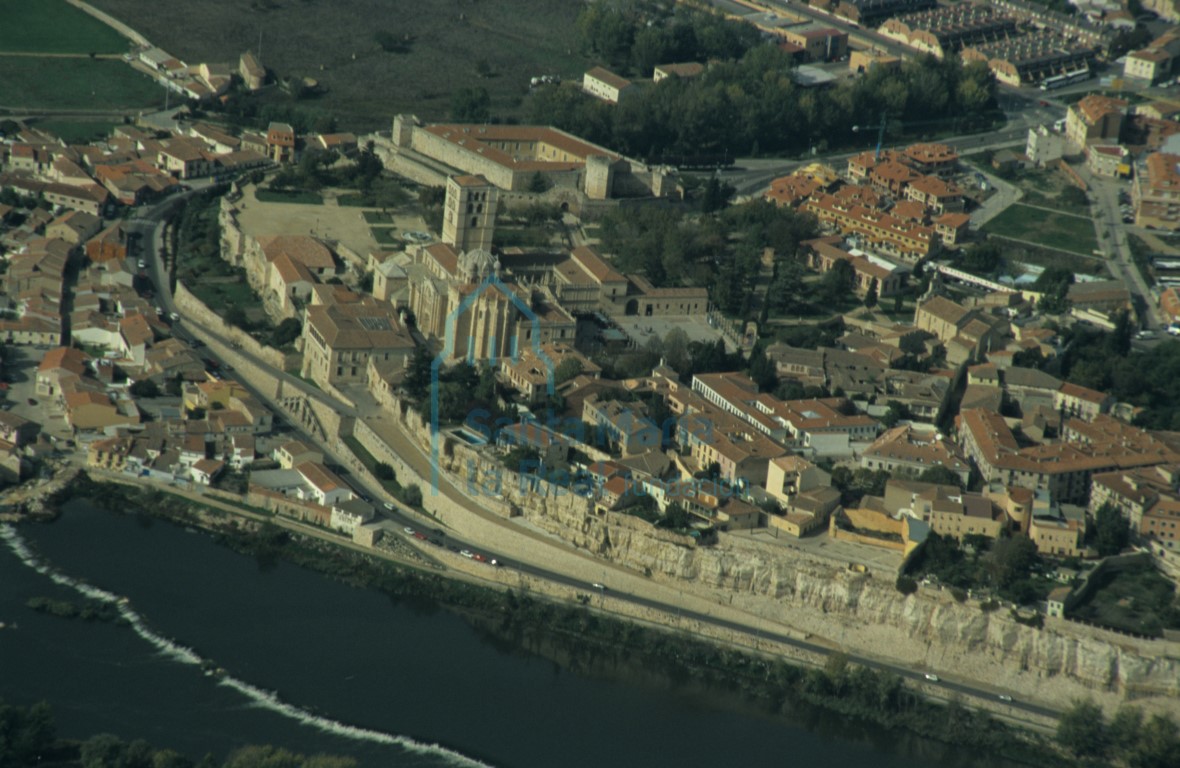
[87,0,589,129]
[0,0,128,54]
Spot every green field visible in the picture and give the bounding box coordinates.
[362,210,394,224]
[0,58,161,109]
[87,0,589,128]
[984,204,1099,256]
[34,119,118,144]
[370,227,402,246]
[0,0,128,54]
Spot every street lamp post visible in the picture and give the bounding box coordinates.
[852,114,888,161]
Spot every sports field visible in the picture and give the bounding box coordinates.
[0,58,161,110]
[0,0,128,54]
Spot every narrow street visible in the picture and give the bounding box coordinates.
[1083,172,1163,329]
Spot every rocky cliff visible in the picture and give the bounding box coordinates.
[502,468,1180,706]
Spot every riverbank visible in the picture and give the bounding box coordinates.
[28,474,1075,768]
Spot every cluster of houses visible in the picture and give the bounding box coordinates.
[766,141,971,264]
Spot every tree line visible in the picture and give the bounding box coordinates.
[529,5,997,162]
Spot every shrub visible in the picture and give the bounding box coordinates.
[374,462,396,482]
[950,587,968,603]
[402,483,423,508]
[895,575,918,595]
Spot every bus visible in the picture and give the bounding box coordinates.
[1040,69,1090,91]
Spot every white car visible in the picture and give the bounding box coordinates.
[924,673,940,682]
[460,549,475,559]
[403,526,414,535]
[383,502,395,511]
[998,694,1014,702]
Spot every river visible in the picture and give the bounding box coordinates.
[0,503,1016,767]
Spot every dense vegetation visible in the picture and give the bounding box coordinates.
[528,2,998,161]
[1056,699,1180,768]
[905,533,1057,605]
[1026,319,1180,430]
[0,698,355,768]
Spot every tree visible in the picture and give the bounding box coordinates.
[1093,503,1130,557]
[864,278,878,308]
[402,484,423,507]
[918,465,963,488]
[269,317,302,348]
[450,87,491,122]
[405,344,434,400]
[129,379,161,398]
[374,463,395,482]
[663,327,690,373]
[895,575,918,595]
[554,357,583,385]
[959,241,1003,275]
[984,535,1038,589]
[1108,706,1144,755]
[527,171,549,194]
[1056,698,1109,758]
[223,306,249,330]
[820,259,855,304]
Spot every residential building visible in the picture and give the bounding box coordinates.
[962,32,1095,88]
[1123,30,1180,84]
[35,347,89,398]
[239,51,266,91]
[903,175,963,213]
[1026,125,1066,167]
[300,298,415,390]
[1090,464,1180,529]
[84,222,127,264]
[879,6,1016,59]
[861,424,971,484]
[765,455,832,506]
[801,237,907,298]
[266,122,297,164]
[1133,152,1180,231]
[802,193,936,262]
[582,67,635,103]
[1054,382,1113,421]
[294,462,352,506]
[583,398,662,456]
[957,409,1180,503]
[652,62,705,82]
[273,439,324,469]
[499,343,599,403]
[883,479,1004,541]
[782,24,848,62]
[1064,94,1127,153]
[914,294,1008,365]
[1086,143,1126,178]
[0,412,38,448]
[330,499,375,536]
[826,0,936,27]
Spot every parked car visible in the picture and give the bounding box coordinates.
[26,398,37,406]
[383,502,395,511]
[460,549,475,559]
[998,694,1014,702]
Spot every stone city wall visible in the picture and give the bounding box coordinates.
[172,282,299,371]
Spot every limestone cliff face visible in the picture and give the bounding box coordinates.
[502,472,1180,700]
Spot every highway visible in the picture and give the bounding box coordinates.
[125,181,1060,726]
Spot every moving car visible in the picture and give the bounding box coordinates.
[998,694,1013,702]
[592,583,607,591]
[924,673,940,682]
[460,549,475,559]
[383,502,395,511]
[403,526,414,535]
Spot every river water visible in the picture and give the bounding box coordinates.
[0,504,1014,768]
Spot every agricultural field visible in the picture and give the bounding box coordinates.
[87,0,590,129]
[0,58,162,110]
[0,0,128,54]
[984,203,1099,256]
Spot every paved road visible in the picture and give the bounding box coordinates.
[1084,174,1164,329]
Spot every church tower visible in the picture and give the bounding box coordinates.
[442,174,498,253]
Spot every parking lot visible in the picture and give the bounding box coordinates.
[2,346,75,445]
